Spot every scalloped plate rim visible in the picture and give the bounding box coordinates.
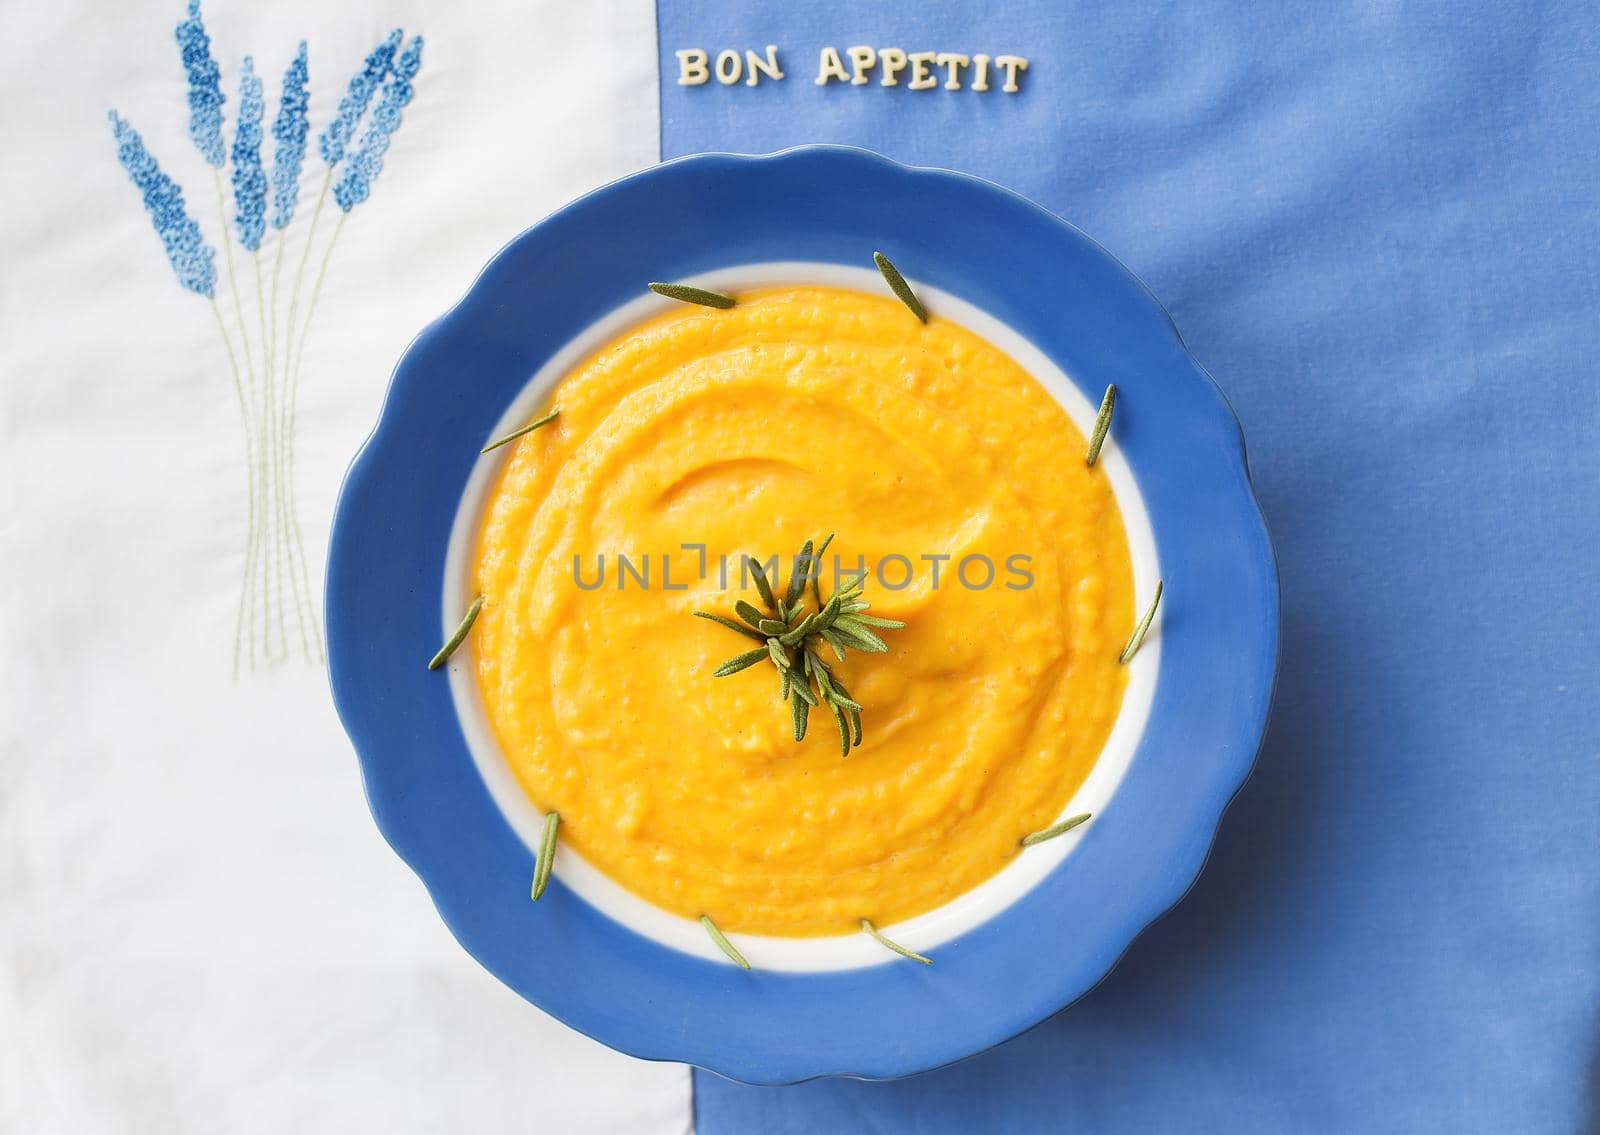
[326,144,1280,1085]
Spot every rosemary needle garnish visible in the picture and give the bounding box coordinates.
[530,811,560,900]
[714,647,769,677]
[1020,811,1092,847]
[648,281,736,309]
[481,407,559,454]
[1119,580,1163,664]
[873,251,927,322]
[697,538,904,755]
[427,594,483,670]
[700,915,751,969]
[747,559,778,609]
[693,610,764,643]
[861,918,932,965]
[1085,384,1116,466]
[810,533,834,608]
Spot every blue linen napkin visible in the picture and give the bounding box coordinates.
[656,2,1600,1131]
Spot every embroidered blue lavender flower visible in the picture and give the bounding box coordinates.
[270,42,310,231]
[333,35,423,213]
[230,55,267,251]
[108,111,216,298]
[174,0,225,167]
[318,28,401,167]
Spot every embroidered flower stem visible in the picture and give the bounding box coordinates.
[428,594,483,670]
[276,206,347,668]
[255,247,298,663]
[269,224,288,409]
[699,915,751,970]
[210,298,257,680]
[1120,581,1163,664]
[530,811,560,900]
[281,168,331,374]
[214,168,273,661]
[861,919,932,965]
[264,242,314,665]
[1020,812,1092,847]
[271,171,333,664]
[211,169,272,667]
[1086,384,1115,466]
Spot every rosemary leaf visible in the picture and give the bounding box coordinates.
[757,617,788,636]
[831,622,889,654]
[694,610,765,643]
[699,914,751,969]
[649,281,736,308]
[1086,384,1116,466]
[849,707,863,746]
[767,638,791,670]
[714,647,770,677]
[1021,812,1092,847]
[530,811,560,900]
[790,676,818,707]
[861,918,932,965]
[784,539,814,610]
[820,628,847,662]
[791,687,810,740]
[427,594,483,670]
[734,600,767,629]
[831,703,850,757]
[1119,580,1163,664]
[779,612,817,646]
[748,559,777,609]
[811,533,835,607]
[873,252,928,323]
[847,613,906,630]
[481,408,559,454]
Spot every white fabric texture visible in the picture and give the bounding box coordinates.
[0,1,690,1132]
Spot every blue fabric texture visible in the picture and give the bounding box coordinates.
[656,2,1600,1131]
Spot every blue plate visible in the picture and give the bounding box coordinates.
[327,145,1278,1084]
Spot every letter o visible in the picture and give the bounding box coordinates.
[958,554,995,590]
[877,554,914,591]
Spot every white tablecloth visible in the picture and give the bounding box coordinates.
[0,2,689,1131]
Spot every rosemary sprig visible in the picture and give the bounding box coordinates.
[1086,384,1116,466]
[530,811,560,900]
[481,407,559,454]
[1021,811,1092,847]
[427,593,483,670]
[700,914,751,969]
[696,538,904,755]
[872,251,927,322]
[861,918,932,965]
[648,281,736,309]
[1119,580,1163,664]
